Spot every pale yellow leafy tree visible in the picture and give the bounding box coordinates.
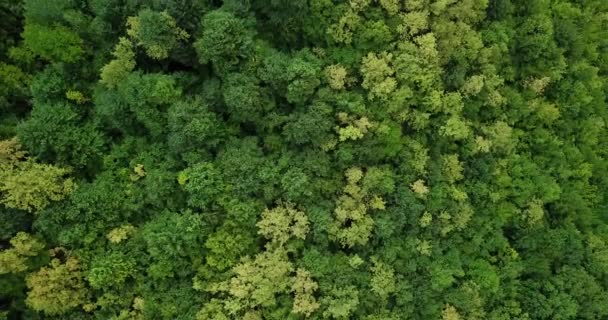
[416,238,432,256]
[336,112,374,142]
[209,248,294,314]
[0,232,45,274]
[411,179,429,198]
[453,203,474,230]
[440,116,471,141]
[0,250,27,274]
[415,33,440,63]
[291,268,320,316]
[484,121,516,153]
[101,10,188,87]
[349,0,371,12]
[409,140,429,174]
[405,0,427,11]
[525,198,545,225]
[329,168,387,247]
[528,98,560,124]
[525,76,552,95]
[205,203,319,317]
[321,285,360,319]
[26,257,88,315]
[1,163,75,212]
[349,255,364,268]
[196,299,229,320]
[473,136,492,153]
[419,211,433,227]
[442,304,461,320]
[0,138,25,162]
[65,90,89,104]
[325,64,348,90]
[461,75,485,96]
[257,203,309,247]
[0,138,75,212]
[115,297,145,320]
[107,225,136,244]
[361,52,397,100]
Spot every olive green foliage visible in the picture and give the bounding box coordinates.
[257,203,309,247]
[0,232,44,274]
[25,257,87,315]
[100,37,136,88]
[126,9,189,60]
[0,139,75,212]
[2,0,608,319]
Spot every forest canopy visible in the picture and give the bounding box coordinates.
[1,0,608,319]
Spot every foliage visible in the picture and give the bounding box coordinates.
[257,203,309,247]
[0,138,75,212]
[126,9,189,60]
[194,10,253,74]
[2,0,608,319]
[22,24,84,63]
[25,257,87,315]
[0,232,45,274]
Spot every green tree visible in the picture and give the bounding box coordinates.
[179,162,225,209]
[194,10,253,73]
[22,24,84,63]
[222,73,273,120]
[17,102,106,169]
[87,251,136,289]
[142,210,207,278]
[285,50,322,104]
[369,258,396,300]
[168,98,226,155]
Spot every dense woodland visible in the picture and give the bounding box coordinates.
[1,0,608,319]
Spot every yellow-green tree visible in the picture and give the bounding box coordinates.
[0,138,75,212]
[329,167,389,247]
[208,248,294,315]
[0,232,45,274]
[370,258,396,300]
[360,52,397,100]
[257,203,309,248]
[126,9,189,60]
[291,268,320,316]
[26,257,88,315]
[99,37,135,88]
